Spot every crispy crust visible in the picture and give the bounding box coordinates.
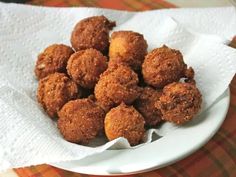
[142,45,191,88]
[71,15,115,53]
[67,48,108,89]
[134,87,162,126]
[37,73,79,118]
[58,98,105,144]
[155,82,202,124]
[94,65,140,111]
[105,103,145,146]
[35,44,74,80]
[109,31,148,70]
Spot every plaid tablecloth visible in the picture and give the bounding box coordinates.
[7,0,236,176]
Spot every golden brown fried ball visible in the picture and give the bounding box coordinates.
[37,73,79,118]
[105,103,145,146]
[134,87,162,126]
[67,48,108,89]
[35,44,74,80]
[142,45,194,88]
[58,98,105,144]
[94,65,140,111]
[109,31,148,70]
[71,15,115,53]
[155,82,202,124]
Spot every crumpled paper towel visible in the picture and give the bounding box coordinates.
[0,2,236,171]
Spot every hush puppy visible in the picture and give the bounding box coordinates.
[35,44,74,80]
[105,103,145,146]
[71,15,115,53]
[109,31,148,70]
[94,65,140,111]
[142,45,194,88]
[155,82,202,124]
[134,87,162,126]
[58,98,105,144]
[67,48,108,89]
[37,72,79,118]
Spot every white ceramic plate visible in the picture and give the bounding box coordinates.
[50,89,230,175]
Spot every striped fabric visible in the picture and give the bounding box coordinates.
[28,0,176,9]
[13,0,236,177]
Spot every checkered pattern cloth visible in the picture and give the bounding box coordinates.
[13,0,236,176]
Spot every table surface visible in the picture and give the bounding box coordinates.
[0,0,236,177]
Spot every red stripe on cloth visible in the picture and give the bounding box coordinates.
[27,0,176,9]
[152,0,176,8]
[123,0,152,11]
[215,131,236,165]
[96,0,136,11]
[42,0,67,7]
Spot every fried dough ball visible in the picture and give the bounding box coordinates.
[58,98,105,144]
[109,31,148,70]
[134,87,162,126]
[37,73,79,118]
[35,44,74,80]
[71,15,116,53]
[105,103,145,146]
[67,49,108,89]
[94,65,140,111]
[142,45,194,88]
[155,82,202,124]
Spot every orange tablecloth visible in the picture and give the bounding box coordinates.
[14,0,236,176]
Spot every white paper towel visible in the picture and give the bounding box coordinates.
[0,3,236,171]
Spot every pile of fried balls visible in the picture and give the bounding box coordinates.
[35,16,202,146]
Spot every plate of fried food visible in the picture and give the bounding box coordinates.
[32,15,230,175]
